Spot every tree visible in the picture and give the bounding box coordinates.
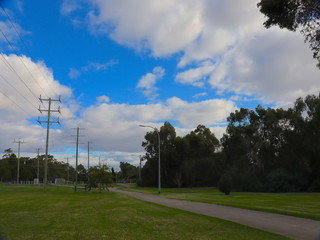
[119,162,138,182]
[87,165,112,191]
[2,148,16,159]
[218,174,233,195]
[77,164,87,182]
[140,122,222,188]
[257,0,320,67]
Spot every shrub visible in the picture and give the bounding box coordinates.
[218,174,233,195]
[265,168,307,192]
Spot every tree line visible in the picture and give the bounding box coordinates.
[140,94,320,192]
[0,148,98,184]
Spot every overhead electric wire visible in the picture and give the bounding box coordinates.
[0,5,59,98]
[0,88,34,119]
[0,73,38,110]
[0,28,50,100]
[0,53,39,100]
[0,5,64,127]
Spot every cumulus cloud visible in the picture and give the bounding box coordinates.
[84,0,203,56]
[0,21,23,48]
[62,0,320,105]
[72,96,235,152]
[68,68,80,79]
[0,54,73,152]
[68,60,118,79]
[96,95,110,103]
[0,54,72,114]
[137,66,165,100]
[175,60,215,87]
[209,29,320,106]
[60,0,82,15]
[193,92,207,99]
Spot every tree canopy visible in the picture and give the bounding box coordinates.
[87,165,112,191]
[140,122,223,188]
[257,0,320,67]
[139,94,320,192]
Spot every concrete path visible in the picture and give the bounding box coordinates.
[110,188,320,240]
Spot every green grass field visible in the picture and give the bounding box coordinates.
[119,186,320,220]
[0,184,290,240]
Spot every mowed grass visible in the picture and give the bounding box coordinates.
[119,186,320,220]
[0,184,290,240]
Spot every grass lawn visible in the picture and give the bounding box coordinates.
[0,184,291,240]
[118,185,320,220]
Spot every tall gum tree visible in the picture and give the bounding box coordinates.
[257,0,320,67]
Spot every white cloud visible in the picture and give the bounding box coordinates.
[137,66,165,100]
[82,60,118,72]
[60,0,82,15]
[0,52,234,170]
[68,0,320,106]
[16,1,24,13]
[82,0,204,56]
[193,92,207,99]
[209,28,320,106]
[0,54,74,154]
[0,54,72,115]
[96,95,110,103]
[68,60,118,79]
[71,96,235,152]
[175,60,215,87]
[68,68,80,79]
[0,21,22,47]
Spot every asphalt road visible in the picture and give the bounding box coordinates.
[110,188,320,240]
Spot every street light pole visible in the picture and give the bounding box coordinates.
[139,125,161,194]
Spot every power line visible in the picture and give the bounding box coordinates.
[0,88,34,118]
[0,5,58,97]
[0,28,50,98]
[0,53,39,100]
[0,73,38,110]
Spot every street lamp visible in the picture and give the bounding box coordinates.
[139,125,161,194]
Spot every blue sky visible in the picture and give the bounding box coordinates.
[1,0,320,169]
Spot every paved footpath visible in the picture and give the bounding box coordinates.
[110,188,320,240]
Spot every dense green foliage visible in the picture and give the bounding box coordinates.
[257,0,320,67]
[140,123,223,188]
[140,94,320,192]
[119,161,139,182]
[87,165,113,191]
[222,94,320,192]
[0,185,288,240]
[0,149,76,183]
[218,174,232,195]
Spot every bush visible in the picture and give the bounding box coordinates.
[308,179,320,192]
[265,168,307,192]
[218,174,232,195]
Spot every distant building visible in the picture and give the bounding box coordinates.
[54,178,66,184]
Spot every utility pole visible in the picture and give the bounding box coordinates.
[87,141,91,170]
[75,128,79,191]
[99,156,101,192]
[36,148,40,184]
[38,96,61,190]
[64,157,70,183]
[14,139,24,184]
[139,155,142,181]
[72,127,84,192]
